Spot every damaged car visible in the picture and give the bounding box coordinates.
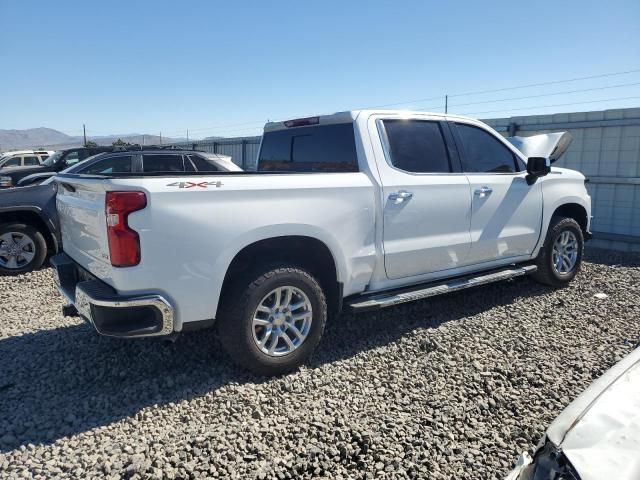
[506,346,640,480]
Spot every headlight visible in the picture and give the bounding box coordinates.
[0,176,13,188]
[518,440,580,480]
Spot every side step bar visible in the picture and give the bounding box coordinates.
[347,265,537,313]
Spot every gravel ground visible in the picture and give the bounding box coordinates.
[0,248,639,479]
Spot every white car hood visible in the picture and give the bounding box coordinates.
[505,132,572,163]
[546,347,640,480]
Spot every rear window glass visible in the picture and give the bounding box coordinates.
[82,155,132,174]
[258,123,358,172]
[142,154,185,173]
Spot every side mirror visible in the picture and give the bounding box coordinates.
[526,156,550,185]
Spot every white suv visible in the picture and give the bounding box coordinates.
[0,150,54,169]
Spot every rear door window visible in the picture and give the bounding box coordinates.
[4,157,21,167]
[23,156,40,166]
[142,154,185,173]
[382,120,451,173]
[258,123,359,172]
[455,123,519,173]
[81,155,133,174]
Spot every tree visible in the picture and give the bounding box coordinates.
[84,140,98,148]
[112,138,131,146]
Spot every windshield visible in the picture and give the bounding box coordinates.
[42,151,63,166]
[63,153,103,173]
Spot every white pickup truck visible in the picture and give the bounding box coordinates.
[51,110,592,375]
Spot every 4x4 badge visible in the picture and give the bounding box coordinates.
[167,181,223,189]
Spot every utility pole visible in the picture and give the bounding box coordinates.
[186,129,189,142]
[445,95,448,114]
[83,124,87,146]
[142,134,145,145]
[159,132,162,145]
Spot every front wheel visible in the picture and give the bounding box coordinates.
[532,216,584,287]
[217,266,328,376]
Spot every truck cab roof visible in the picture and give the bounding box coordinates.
[263,109,483,133]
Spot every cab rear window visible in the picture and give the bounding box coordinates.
[258,123,359,172]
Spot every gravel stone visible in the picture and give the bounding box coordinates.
[0,248,638,479]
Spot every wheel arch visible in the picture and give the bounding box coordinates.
[0,208,57,254]
[552,203,589,236]
[534,194,591,257]
[216,234,344,320]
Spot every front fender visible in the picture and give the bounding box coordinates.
[534,173,591,256]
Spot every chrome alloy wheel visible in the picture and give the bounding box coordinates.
[252,286,313,357]
[0,232,36,270]
[552,230,578,275]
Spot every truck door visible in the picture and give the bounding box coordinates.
[450,121,543,263]
[371,115,472,279]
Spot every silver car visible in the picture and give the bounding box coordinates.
[507,347,640,480]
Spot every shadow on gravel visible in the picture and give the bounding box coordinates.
[0,276,552,452]
[585,246,640,267]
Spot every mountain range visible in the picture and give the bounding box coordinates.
[0,127,187,151]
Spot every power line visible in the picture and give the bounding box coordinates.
[415,81,640,110]
[87,68,640,140]
[349,68,640,112]
[461,95,640,116]
[165,68,639,137]
[448,68,640,98]
[184,119,267,133]
[162,119,269,137]
[190,95,640,139]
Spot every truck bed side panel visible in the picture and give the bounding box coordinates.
[56,173,377,329]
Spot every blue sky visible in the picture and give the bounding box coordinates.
[1,0,639,139]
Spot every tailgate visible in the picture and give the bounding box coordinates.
[55,177,112,276]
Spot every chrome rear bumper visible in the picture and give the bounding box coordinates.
[50,253,174,338]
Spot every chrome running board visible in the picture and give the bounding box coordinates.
[347,265,537,313]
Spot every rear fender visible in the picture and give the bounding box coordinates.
[210,224,373,315]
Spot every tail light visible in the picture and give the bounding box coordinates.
[105,191,147,267]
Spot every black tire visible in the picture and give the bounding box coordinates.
[532,216,584,287]
[0,223,48,276]
[217,266,328,376]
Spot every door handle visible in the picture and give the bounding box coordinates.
[388,190,413,203]
[474,186,493,198]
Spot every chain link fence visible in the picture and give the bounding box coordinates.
[171,137,261,170]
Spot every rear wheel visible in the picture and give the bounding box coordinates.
[532,216,584,287]
[0,223,48,276]
[217,266,327,375]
